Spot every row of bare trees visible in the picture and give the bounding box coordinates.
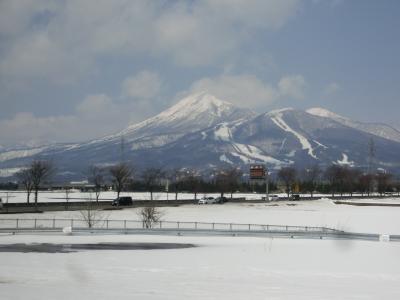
[277,165,397,198]
[14,160,399,204]
[87,165,244,202]
[87,164,163,201]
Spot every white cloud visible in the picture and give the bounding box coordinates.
[0,71,308,147]
[0,94,129,146]
[188,74,279,107]
[0,112,78,146]
[121,71,162,99]
[0,0,58,37]
[0,0,304,146]
[323,82,341,96]
[278,75,306,99]
[0,0,301,82]
[76,94,117,117]
[186,73,307,108]
[0,68,168,147]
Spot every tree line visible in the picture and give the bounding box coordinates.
[277,165,397,198]
[12,160,400,204]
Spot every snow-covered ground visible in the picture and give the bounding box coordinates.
[1,190,399,203]
[0,190,273,203]
[1,197,400,299]
[0,234,399,299]
[2,198,400,234]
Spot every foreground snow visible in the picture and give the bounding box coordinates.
[1,198,400,299]
[0,233,399,300]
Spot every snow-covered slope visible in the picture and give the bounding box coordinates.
[86,92,255,149]
[268,109,317,159]
[119,92,253,138]
[307,107,400,143]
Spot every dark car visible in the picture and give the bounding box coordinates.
[290,194,300,201]
[215,196,228,204]
[112,196,133,206]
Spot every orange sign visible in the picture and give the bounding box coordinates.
[250,165,265,180]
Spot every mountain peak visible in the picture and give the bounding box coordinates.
[158,92,234,120]
[266,107,295,116]
[306,107,346,120]
[116,92,254,141]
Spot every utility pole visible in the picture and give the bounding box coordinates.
[120,135,125,163]
[265,166,269,202]
[367,137,375,175]
[367,137,376,195]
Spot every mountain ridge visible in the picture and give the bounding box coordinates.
[1,93,400,180]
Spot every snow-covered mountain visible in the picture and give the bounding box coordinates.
[72,92,255,151]
[307,107,400,143]
[159,106,400,173]
[1,93,400,180]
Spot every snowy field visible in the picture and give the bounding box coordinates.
[0,190,271,203]
[1,198,400,299]
[0,234,399,299]
[1,189,399,203]
[1,198,400,234]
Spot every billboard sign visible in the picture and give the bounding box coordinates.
[250,164,265,180]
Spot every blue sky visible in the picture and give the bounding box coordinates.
[0,0,399,147]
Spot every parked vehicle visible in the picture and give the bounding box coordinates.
[215,196,228,204]
[290,194,300,201]
[269,194,279,201]
[198,197,216,204]
[263,194,279,201]
[112,196,133,206]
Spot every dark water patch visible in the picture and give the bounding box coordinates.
[334,201,400,207]
[0,242,196,253]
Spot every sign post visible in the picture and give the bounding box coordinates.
[265,168,269,202]
[165,179,169,201]
[250,165,269,202]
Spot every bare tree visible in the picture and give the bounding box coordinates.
[376,171,393,196]
[64,187,71,210]
[138,205,164,229]
[168,168,184,201]
[303,165,321,197]
[183,170,201,200]
[16,168,34,203]
[278,167,297,199]
[109,163,133,199]
[332,166,358,197]
[324,165,343,197]
[79,194,107,228]
[141,167,165,201]
[29,160,54,206]
[215,167,242,199]
[346,168,361,197]
[337,166,350,197]
[395,179,400,196]
[358,173,375,196]
[88,165,104,202]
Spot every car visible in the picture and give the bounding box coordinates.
[112,196,133,206]
[215,196,228,204]
[269,194,279,201]
[290,194,300,201]
[198,197,216,204]
[262,194,279,201]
